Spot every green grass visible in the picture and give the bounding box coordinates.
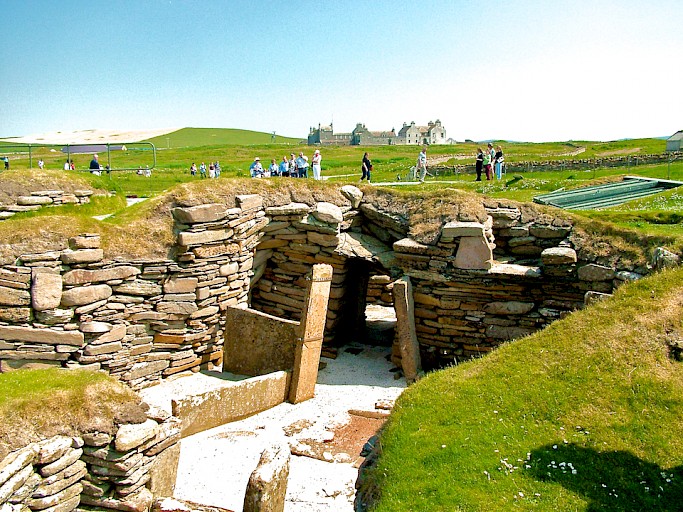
[145,127,302,148]
[365,268,683,511]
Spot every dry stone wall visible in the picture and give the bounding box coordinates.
[0,190,93,220]
[0,411,180,512]
[0,186,656,375]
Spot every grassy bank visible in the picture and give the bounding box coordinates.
[364,268,683,511]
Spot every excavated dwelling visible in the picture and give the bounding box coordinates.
[0,178,679,512]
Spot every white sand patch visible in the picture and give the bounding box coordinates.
[0,128,180,145]
[143,344,405,512]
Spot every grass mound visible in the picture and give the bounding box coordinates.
[0,368,145,459]
[365,268,683,511]
[0,169,105,206]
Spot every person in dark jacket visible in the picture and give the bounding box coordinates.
[475,148,484,181]
[361,152,372,182]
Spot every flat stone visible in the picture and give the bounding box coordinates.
[122,360,169,381]
[63,266,140,285]
[585,291,612,305]
[60,249,104,264]
[307,231,339,247]
[113,280,162,296]
[0,307,32,323]
[172,204,227,224]
[0,325,84,346]
[236,194,263,211]
[541,247,577,265]
[529,225,571,239]
[484,301,535,315]
[652,247,680,270]
[485,324,535,340]
[442,221,485,238]
[312,202,343,224]
[265,203,310,216]
[80,321,113,333]
[163,277,198,294]
[39,448,82,477]
[19,252,61,263]
[578,264,615,282]
[115,419,159,452]
[393,238,450,256]
[61,284,112,306]
[81,487,153,512]
[17,195,53,206]
[31,272,63,311]
[156,302,198,315]
[0,444,38,488]
[91,324,127,344]
[219,262,240,276]
[454,236,493,270]
[0,286,31,306]
[340,185,363,208]
[35,308,74,325]
[177,228,234,247]
[68,234,101,249]
[36,436,74,464]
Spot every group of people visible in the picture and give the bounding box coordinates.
[475,143,505,181]
[190,161,221,178]
[249,150,323,180]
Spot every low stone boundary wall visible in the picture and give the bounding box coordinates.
[0,412,180,512]
[0,190,93,220]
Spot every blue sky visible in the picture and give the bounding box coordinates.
[2,0,681,142]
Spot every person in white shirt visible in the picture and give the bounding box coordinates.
[312,149,322,180]
[249,157,264,178]
[417,146,428,182]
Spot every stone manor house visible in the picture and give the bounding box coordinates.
[308,120,447,146]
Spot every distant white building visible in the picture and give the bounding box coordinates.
[666,130,683,152]
[397,120,447,145]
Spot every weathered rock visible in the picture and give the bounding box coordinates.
[0,325,84,346]
[34,309,73,325]
[36,437,74,464]
[60,249,104,265]
[17,196,52,206]
[113,281,162,297]
[39,448,82,477]
[163,277,198,294]
[62,266,140,285]
[442,221,485,238]
[0,307,31,323]
[0,444,38,488]
[652,247,680,270]
[177,228,234,247]
[81,487,153,512]
[541,247,577,265]
[31,272,63,311]
[243,440,290,512]
[529,225,570,239]
[156,302,198,315]
[0,286,31,306]
[236,194,263,211]
[172,204,227,224]
[115,420,159,452]
[454,236,493,270]
[265,203,309,216]
[68,234,101,250]
[79,321,113,333]
[311,202,343,225]
[585,291,612,305]
[484,301,535,315]
[577,264,615,282]
[61,284,112,307]
[340,185,363,208]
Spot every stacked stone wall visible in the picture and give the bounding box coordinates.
[0,412,179,512]
[0,190,93,220]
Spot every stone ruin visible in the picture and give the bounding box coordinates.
[0,183,667,512]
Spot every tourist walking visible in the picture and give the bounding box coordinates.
[475,148,484,181]
[361,152,372,182]
[417,146,428,182]
[279,156,289,177]
[494,146,504,180]
[3,156,9,170]
[312,149,322,180]
[199,162,207,178]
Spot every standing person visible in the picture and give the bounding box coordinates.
[208,162,215,178]
[311,149,322,180]
[3,156,8,170]
[475,148,484,181]
[89,154,101,175]
[482,148,492,180]
[249,157,263,178]
[487,143,496,170]
[279,156,289,177]
[70,160,75,170]
[417,146,428,182]
[288,153,297,177]
[64,160,70,171]
[199,162,207,178]
[190,163,197,176]
[494,145,504,180]
[361,152,372,182]
[214,161,221,177]
[38,159,44,170]
[296,152,308,178]
[268,159,278,177]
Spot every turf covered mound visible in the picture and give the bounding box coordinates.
[361,268,683,511]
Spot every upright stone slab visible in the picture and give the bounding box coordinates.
[243,440,290,512]
[288,264,333,404]
[454,236,493,270]
[31,271,63,311]
[392,276,422,384]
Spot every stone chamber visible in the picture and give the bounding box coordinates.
[1,182,675,512]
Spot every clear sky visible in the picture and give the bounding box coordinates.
[2,0,681,142]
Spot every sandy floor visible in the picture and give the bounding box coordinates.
[0,128,179,145]
[142,342,405,512]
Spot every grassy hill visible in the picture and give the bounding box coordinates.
[144,127,302,148]
[362,268,683,511]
